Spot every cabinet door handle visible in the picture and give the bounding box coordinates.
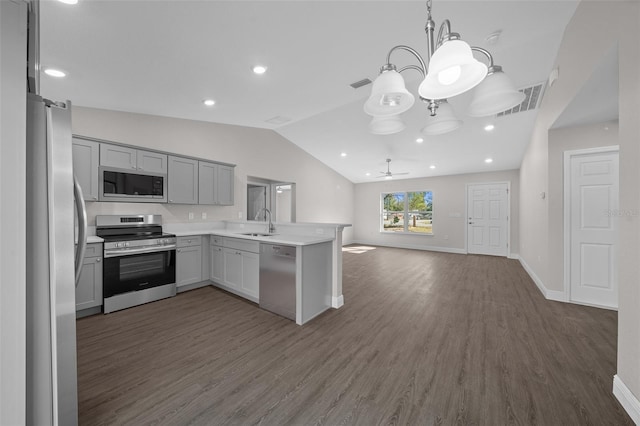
[96,258,101,262]
[177,249,181,253]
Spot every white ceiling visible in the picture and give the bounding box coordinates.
[39,0,580,183]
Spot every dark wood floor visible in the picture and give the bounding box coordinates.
[76,246,632,425]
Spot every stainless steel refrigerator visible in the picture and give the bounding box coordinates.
[24,1,88,424]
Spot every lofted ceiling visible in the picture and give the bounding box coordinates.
[39,0,579,183]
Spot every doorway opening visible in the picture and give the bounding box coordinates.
[247,177,296,223]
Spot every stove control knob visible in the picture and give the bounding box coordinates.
[125,242,130,247]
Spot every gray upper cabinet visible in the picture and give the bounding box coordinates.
[72,137,99,201]
[72,137,233,205]
[137,149,167,174]
[100,143,137,169]
[100,143,167,174]
[168,155,198,204]
[217,165,234,206]
[198,161,217,205]
[198,161,235,206]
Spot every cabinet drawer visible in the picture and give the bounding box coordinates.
[177,236,202,248]
[223,237,259,254]
[210,235,224,246]
[83,243,103,258]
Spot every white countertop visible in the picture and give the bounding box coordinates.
[173,229,334,246]
[75,236,103,244]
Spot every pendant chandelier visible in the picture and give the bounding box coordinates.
[364,0,525,136]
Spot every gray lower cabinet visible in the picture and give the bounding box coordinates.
[209,237,259,301]
[76,243,103,312]
[198,161,235,206]
[209,243,225,283]
[176,236,202,288]
[168,155,199,204]
[72,138,99,201]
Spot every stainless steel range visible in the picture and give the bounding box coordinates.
[96,215,176,313]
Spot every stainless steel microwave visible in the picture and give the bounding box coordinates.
[98,166,167,203]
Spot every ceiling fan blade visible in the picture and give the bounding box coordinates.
[394,172,409,175]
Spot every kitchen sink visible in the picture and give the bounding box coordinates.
[239,232,276,237]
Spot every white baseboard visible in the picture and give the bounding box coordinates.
[518,256,566,302]
[350,239,466,255]
[332,295,344,308]
[508,253,520,260]
[613,375,640,424]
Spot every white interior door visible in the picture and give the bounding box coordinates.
[568,150,619,308]
[467,183,509,256]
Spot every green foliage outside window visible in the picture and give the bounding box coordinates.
[382,191,433,234]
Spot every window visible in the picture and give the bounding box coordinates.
[381,191,433,234]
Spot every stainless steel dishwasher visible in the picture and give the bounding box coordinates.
[259,243,296,321]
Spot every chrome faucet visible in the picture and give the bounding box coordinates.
[255,207,276,234]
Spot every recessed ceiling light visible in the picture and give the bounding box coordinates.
[253,65,267,75]
[340,152,347,157]
[57,0,78,4]
[484,124,495,131]
[485,158,493,164]
[416,138,424,143]
[43,68,66,78]
[203,99,216,106]
[385,175,393,180]
[365,172,371,176]
[429,165,436,169]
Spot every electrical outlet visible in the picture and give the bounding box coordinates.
[188,212,194,220]
[201,212,207,219]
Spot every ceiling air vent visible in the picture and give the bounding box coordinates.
[265,116,292,125]
[350,78,372,89]
[496,82,545,117]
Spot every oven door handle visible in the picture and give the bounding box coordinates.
[104,244,176,258]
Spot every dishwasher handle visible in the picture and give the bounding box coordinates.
[264,244,296,258]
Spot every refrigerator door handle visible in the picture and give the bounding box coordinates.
[74,175,87,287]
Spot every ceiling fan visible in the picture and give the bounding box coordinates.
[377,159,409,179]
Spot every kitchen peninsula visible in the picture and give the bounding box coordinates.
[168,220,349,325]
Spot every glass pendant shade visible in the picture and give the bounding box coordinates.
[421,101,462,135]
[467,70,526,117]
[369,115,406,135]
[364,70,415,117]
[418,39,488,100]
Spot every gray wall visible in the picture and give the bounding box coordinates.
[518,0,640,405]
[353,169,519,254]
[72,107,355,243]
